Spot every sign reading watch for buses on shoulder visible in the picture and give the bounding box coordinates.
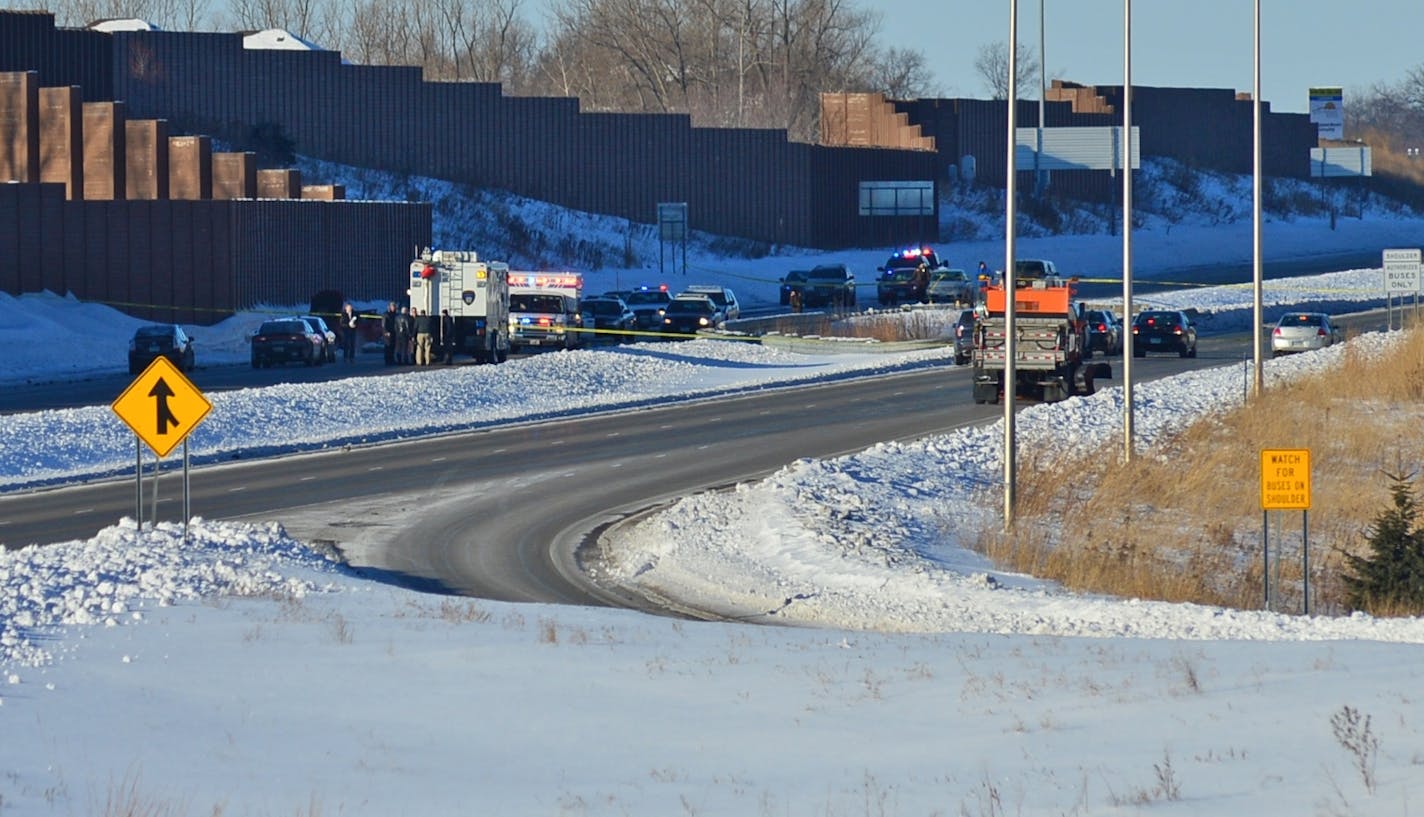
[112,356,213,458]
[1260,449,1311,511]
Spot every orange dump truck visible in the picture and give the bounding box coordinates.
[970,278,1112,404]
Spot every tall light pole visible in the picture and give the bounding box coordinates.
[1003,0,1020,530]
[1251,0,1265,396]
[1122,0,1135,462]
[1036,0,1046,194]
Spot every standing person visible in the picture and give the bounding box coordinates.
[382,302,399,365]
[340,303,359,363]
[413,307,435,365]
[911,263,930,304]
[395,306,413,365]
[439,309,456,364]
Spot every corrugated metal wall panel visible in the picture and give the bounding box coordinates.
[150,202,174,320]
[39,183,65,293]
[16,182,42,292]
[170,202,195,324]
[127,202,152,319]
[0,183,19,293]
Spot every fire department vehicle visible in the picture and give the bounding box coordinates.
[407,249,510,363]
[970,277,1111,404]
[508,271,587,351]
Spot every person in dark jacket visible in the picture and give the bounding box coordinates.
[382,302,399,365]
[340,303,359,363]
[911,264,930,304]
[413,307,435,365]
[439,309,457,364]
[394,306,413,365]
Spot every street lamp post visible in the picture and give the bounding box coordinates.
[1252,0,1264,396]
[1122,0,1134,462]
[1004,0,1020,530]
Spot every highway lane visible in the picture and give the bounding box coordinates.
[0,344,1232,610]
[0,246,1389,416]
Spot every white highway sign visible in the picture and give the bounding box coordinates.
[1383,248,1421,294]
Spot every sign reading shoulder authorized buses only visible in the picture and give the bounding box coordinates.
[1260,449,1311,510]
[112,356,212,458]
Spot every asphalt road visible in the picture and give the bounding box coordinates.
[0,248,1387,415]
[0,342,1234,607]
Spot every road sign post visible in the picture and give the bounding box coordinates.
[1260,448,1312,614]
[1382,248,1421,330]
[112,357,212,537]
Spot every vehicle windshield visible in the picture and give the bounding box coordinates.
[260,321,306,334]
[1280,313,1324,326]
[510,294,567,313]
[882,269,915,282]
[809,268,847,281]
[931,271,966,282]
[588,301,623,315]
[134,326,174,339]
[625,291,669,305]
[666,299,712,315]
[689,290,729,307]
[1086,311,1111,323]
[1015,260,1053,278]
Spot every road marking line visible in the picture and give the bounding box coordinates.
[431,456,447,462]
[300,476,315,481]
[367,466,383,472]
[229,486,246,492]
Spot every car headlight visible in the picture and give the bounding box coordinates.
[699,317,710,326]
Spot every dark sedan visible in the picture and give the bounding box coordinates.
[251,319,325,367]
[128,324,195,375]
[1084,309,1123,357]
[582,296,638,342]
[661,296,724,336]
[1130,310,1197,358]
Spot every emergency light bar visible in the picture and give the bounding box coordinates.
[508,272,583,290]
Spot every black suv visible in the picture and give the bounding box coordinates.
[1130,310,1197,358]
[804,264,856,308]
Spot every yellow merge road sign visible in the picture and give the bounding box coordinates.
[1260,448,1310,510]
[111,356,213,458]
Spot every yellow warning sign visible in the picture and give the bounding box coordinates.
[111,356,213,458]
[1260,449,1310,510]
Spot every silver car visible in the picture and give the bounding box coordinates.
[1271,312,1342,357]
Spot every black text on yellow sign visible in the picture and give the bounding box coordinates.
[1260,448,1311,510]
[111,357,213,459]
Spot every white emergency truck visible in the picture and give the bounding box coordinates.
[408,249,510,363]
[507,271,587,351]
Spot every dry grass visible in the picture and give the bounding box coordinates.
[976,328,1424,614]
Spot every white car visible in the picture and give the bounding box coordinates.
[1270,312,1342,357]
[681,285,740,321]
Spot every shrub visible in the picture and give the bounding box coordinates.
[1341,472,1424,614]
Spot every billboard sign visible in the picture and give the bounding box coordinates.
[1309,87,1344,140]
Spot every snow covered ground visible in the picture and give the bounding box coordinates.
[2,204,1424,813]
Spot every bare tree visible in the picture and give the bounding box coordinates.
[868,45,936,101]
[531,0,900,140]
[49,0,212,29]
[226,0,334,43]
[973,40,1040,100]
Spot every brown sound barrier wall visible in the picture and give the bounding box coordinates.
[0,183,431,323]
